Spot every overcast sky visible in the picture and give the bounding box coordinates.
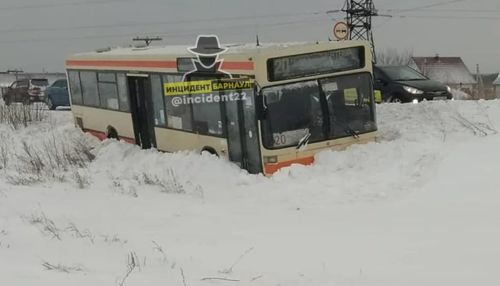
[0,0,498,73]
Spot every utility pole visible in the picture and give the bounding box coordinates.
[133,36,162,47]
[7,69,24,81]
[342,0,382,63]
[476,64,485,99]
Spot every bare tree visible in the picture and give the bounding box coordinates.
[376,48,414,66]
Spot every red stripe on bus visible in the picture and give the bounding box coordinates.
[220,61,254,70]
[84,129,136,144]
[85,130,107,141]
[66,60,177,69]
[264,156,315,175]
[66,60,254,70]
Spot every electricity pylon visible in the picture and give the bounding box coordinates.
[343,0,379,62]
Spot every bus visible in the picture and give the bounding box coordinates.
[65,38,377,175]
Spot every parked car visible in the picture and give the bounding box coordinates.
[44,79,70,110]
[2,78,49,105]
[373,65,453,103]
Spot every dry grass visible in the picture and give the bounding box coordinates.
[0,134,9,170]
[65,223,95,244]
[42,260,85,273]
[8,134,95,185]
[0,104,47,130]
[136,169,186,194]
[25,212,62,240]
[118,252,140,286]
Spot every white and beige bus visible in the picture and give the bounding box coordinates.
[66,39,377,175]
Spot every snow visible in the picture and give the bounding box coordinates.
[75,43,294,56]
[73,42,311,57]
[494,74,500,85]
[2,100,500,285]
[423,66,477,85]
[451,88,472,100]
[410,57,477,85]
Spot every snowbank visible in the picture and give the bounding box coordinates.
[1,100,500,286]
[451,88,472,100]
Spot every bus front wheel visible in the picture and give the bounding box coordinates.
[201,147,218,157]
[106,126,119,140]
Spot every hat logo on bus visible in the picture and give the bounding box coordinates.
[188,35,228,56]
[182,35,232,80]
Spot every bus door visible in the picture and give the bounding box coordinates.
[225,88,262,174]
[127,75,156,149]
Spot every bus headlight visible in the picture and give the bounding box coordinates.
[264,156,278,164]
[403,86,424,95]
[412,99,419,104]
[446,85,452,93]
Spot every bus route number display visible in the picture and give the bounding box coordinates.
[268,46,364,82]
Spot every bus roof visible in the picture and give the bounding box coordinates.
[67,40,369,60]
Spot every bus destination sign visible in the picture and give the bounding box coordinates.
[268,46,364,82]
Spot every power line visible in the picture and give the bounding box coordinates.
[1,1,496,46]
[414,8,500,13]
[0,11,328,34]
[0,18,330,45]
[373,13,500,30]
[0,0,147,11]
[380,0,467,13]
[371,0,483,33]
[397,15,500,20]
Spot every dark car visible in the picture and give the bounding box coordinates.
[44,79,70,110]
[374,65,453,103]
[2,78,49,105]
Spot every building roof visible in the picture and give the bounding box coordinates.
[494,74,500,85]
[411,56,477,85]
[481,73,500,87]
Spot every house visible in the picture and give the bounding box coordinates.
[494,74,500,98]
[480,73,500,99]
[409,56,477,95]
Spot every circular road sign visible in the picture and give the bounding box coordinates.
[333,22,349,40]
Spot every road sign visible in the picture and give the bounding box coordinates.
[333,22,349,41]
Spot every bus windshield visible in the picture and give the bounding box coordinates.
[261,73,376,149]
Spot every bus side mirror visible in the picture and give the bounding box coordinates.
[255,85,267,120]
[256,94,267,120]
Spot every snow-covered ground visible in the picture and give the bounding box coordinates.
[1,100,500,286]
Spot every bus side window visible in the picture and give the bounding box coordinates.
[68,71,83,105]
[189,75,225,136]
[151,75,166,126]
[162,74,193,131]
[80,71,99,107]
[98,72,119,110]
[191,90,224,136]
[117,73,130,112]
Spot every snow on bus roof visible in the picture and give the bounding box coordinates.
[71,41,352,57]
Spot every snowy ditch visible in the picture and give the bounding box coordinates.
[2,100,498,199]
[1,100,500,285]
